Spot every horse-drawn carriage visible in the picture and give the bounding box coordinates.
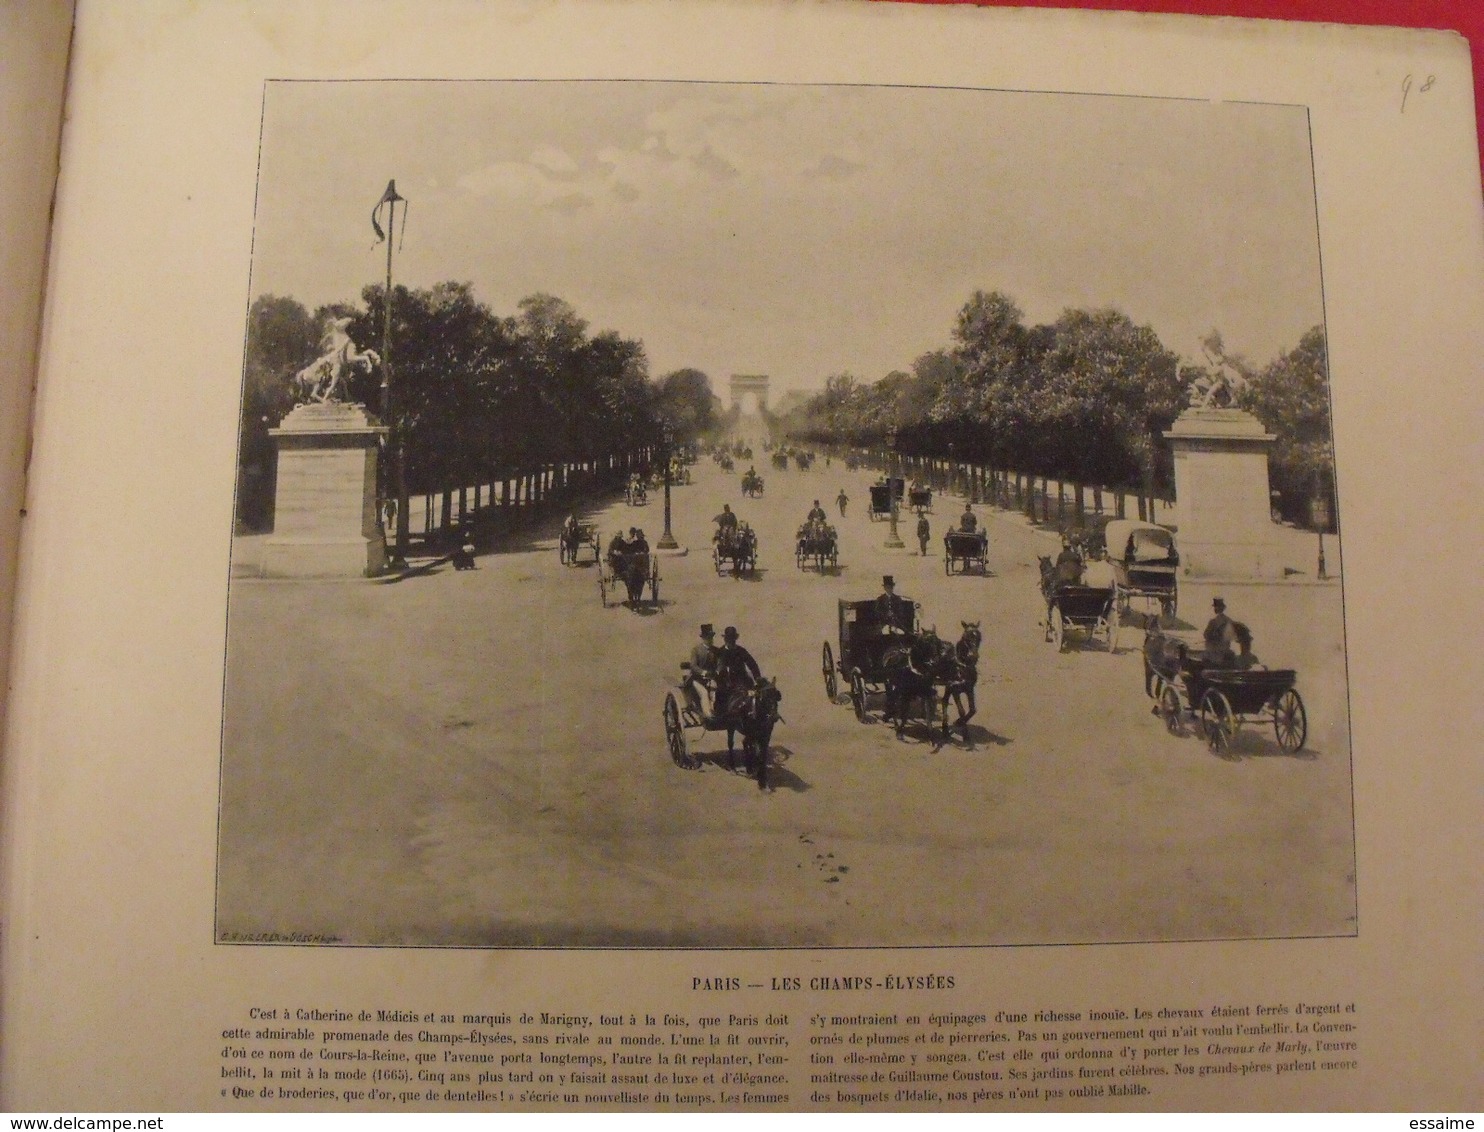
[821,597,981,738]
[794,451,815,471]
[625,478,648,506]
[771,449,790,471]
[908,484,933,514]
[794,519,839,571]
[663,676,783,788]
[713,523,758,576]
[943,528,989,575]
[599,543,660,607]
[558,519,601,565]
[1145,633,1307,754]
[866,478,904,521]
[1105,519,1179,619]
[1039,558,1115,651]
[741,469,764,497]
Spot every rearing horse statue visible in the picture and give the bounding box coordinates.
[292,316,381,404]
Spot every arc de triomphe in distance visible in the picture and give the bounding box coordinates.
[729,374,769,414]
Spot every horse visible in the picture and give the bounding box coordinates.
[606,548,651,605]
[882,628,952,739]
[941,621,982,732]
[717,679,784,789]
[292,316,380,403]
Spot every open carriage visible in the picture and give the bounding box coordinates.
[598,545,660,607]
[624,479,648,506]
[1040,573,1116,651]
[1149,647,1308,755]
[795,521,839,571]
[943,528,989,575]
[663,676,783,788]
[866,478,904,522]
[713,523,758,576]
[908,485,933,514]
[1105,519,1179,619]
[558,520,601,565]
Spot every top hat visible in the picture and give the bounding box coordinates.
[700,623,715,636]
[1213,597,1226,609]
[882,575,895,587]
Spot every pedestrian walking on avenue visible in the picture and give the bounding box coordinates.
[916,514,930,555]
[837,489,849,517]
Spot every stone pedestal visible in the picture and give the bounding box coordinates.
[263,403,387,578]
[1164,407,1279,579]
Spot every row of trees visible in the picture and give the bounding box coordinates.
[237,285,722,530]
[780,291,1333,525]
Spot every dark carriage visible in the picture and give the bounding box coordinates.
[1105,519,1179,619]
[866,477,904,521]
[943,528,989,575]
[908,485,933,514]
[822,596,926,722]
[1149,649,1308,755]
[771,450,790,471]
[741,470,765,497]
[598,545,660,607]
[713,523,758,576]
[558,520,601,565]
[794,521,839,571]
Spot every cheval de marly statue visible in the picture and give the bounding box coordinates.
[292,316,381,404]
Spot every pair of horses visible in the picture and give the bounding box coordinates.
[881,622,982,739]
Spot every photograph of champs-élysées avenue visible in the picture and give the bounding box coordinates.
[217,80,1353,949]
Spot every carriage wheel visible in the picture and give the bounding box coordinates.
[663,694,695,769]
[713,549,723,575]
[649,567,660,605]
[1200,689,1237,754]
[1050,607,1065,651]
[558,541,568,565]
[1159,683,1184,737]
[850,669,868,722]
[944,552,952,576]
[822,642,837,700]
[1272,689,1308,752]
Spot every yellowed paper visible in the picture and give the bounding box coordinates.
[3,0,1481,1112]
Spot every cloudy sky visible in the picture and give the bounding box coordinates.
[249,80,1325,394]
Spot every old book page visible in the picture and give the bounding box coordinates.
[3,0,1480,1112]
[0,0,73,751]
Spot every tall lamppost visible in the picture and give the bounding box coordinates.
[884,428,904,549]
[372,179,408,568]
[1312,460,1331,580]
[657,424,678,550]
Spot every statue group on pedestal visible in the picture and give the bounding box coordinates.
[292,316,380,404]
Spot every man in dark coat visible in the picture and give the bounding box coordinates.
[713,626,763,723]
[875,575,912,635]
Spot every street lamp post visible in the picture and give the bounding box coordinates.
[884,429,904,549]
[658,426,678,550]
[1312,465,1331,580]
